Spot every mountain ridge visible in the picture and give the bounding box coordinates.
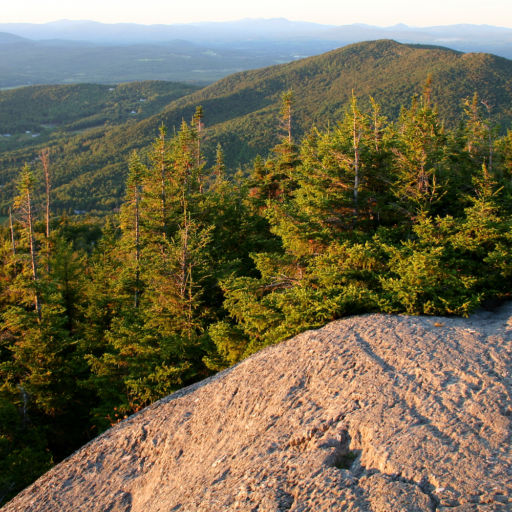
[1,19,511,44]
[0,19,512,82]
[2,20,512,89]
[0,32,29,44]
[1,39,512,213]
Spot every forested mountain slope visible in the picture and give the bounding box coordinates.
[0,81,200,146]
[1,39,512,213]
[164,39,512,165]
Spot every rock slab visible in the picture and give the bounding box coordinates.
[4,306,512,511]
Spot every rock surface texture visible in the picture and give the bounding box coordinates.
[4,306,512,511]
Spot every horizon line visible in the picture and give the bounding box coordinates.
[1,18,512,31]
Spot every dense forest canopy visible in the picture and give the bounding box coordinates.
[0,81,200,136]
[1,83,512,504]
[1,42,512,505]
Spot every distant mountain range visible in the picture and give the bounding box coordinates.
[0,19,334,43]
[0,19,511,88]
[0,32,28,43]
[1,39,511,213]
[1,19,512,51]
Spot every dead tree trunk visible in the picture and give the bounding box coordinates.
[134,183,140,309]
[26,186,42,321]
[351,95,362,225]
[8,206,16,257]
[40,148,51,272]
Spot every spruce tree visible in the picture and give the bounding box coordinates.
[391,94,448,217]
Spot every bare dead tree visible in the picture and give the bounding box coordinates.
[14,165,41,320]
[481,100,494,174]
[351,93,362,224]
[40,148,51,271]
[8,206,16,257]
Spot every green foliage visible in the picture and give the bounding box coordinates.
[3,73,512,503]
[81,118,219,428]
[0,392,53,506]
[378,219,480,315]
[215,90,512,363]
[0,82,197,133]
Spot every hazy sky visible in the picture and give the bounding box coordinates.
[3,0,512,28]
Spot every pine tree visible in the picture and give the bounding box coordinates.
[192,106,204,171]
[461,93,499,183]
[249,91,300,203]
[8,207,16,258]
[120,151,145,309]
[463,93,487,157]
[81,220,124,355]
[87,118,214,423]
[212,144,226,188]
[146,124,170,239]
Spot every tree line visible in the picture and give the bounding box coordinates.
[1,86,512,503]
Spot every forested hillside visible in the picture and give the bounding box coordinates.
[0,82,199,136]
[1,77,512,504]
[0,81,200,147]
[1,40,511,214]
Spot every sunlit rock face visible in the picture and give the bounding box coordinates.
[4,304,512,512]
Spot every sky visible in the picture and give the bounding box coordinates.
[2,0,512,28]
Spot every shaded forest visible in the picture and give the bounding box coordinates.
[1,84,512,505]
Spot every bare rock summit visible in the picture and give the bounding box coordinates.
[4,306,512,511]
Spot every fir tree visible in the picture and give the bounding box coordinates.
[391,94,448,217]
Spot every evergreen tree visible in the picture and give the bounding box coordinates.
[2,87,512,498]
[87,118,214,424]
[120,151,145,309]
[391,94,448,217]
[40,148,51,273]
[249,90,300,203]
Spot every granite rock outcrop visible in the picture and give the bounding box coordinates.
[4,305,512,511]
